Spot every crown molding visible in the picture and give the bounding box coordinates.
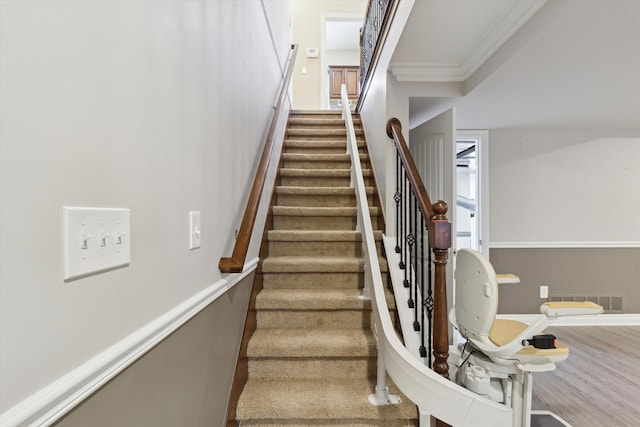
[390,0,547,83]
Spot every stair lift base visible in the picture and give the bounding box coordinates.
[450,249,603,427]
[449,345,571,427]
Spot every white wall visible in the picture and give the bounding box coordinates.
[0,0,291,413]
[489,129,640,245]
[325,49,360,66]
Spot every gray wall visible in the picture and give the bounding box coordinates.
[491,248,640,314]
[53,274,253,427]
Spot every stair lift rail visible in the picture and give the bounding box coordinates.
[341,92,512,426]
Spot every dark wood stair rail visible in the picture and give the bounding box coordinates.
[386,117,452,397]
[219,44,298,273]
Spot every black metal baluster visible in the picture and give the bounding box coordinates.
[419,215,427,357]
[412,193,420,330]
[425,236,434,369]
[400,165,409,278]
[394,151,401,253]
[407,192,415,309]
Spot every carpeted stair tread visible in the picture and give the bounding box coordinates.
[236,377,417,422]
[268,230,382,242]
[248,357,376,381]
[275,186,375,208]
[276,186,373,196]
[280,168,360,176]
[261,256,388,273]
[283,153,368,161]
[288,117,362,126]
[285,140,365,147]
[247,328,376,358]
[287,128,364,137]
[262,272,371,290]
[272,206,379,217]
[238,422,416,427]
[255,288,395,310]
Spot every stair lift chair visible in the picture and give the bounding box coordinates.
[449,249,603,427]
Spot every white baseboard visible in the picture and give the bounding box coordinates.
[497,313,640,326]
[489,241,640,249]
[0,258,259,427]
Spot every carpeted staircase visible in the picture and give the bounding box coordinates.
[234,111,418,426]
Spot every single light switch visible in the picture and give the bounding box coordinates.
[189,211,201,250]
[63,207,130,281]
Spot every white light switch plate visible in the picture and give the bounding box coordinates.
[189,211,201,250]
[63,207,130,281]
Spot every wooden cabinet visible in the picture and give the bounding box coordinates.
[329,66,360,98]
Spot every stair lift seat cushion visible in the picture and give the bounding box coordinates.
[489,318,569,364]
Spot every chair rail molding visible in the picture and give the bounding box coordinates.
[0,258,259,427]
[489,241,640,249]
[498,313,640,327]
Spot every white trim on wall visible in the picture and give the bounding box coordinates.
[498,313,640,327]
[0,258,259,427]
[489,241,640,249]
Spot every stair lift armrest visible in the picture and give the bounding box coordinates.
[496,273,520,284]
[540,301,604,317]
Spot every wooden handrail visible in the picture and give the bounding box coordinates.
[386,117,451,400]
[219,44,298,273]
[386,118,435,223]
[356,0,400,112]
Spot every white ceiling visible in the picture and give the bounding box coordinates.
[326,20,361,51]
[390,0,640,130]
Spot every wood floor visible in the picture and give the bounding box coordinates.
[531,326,640,426]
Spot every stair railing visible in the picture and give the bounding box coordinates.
[357,0,400,112]
[219,44,298,273]
[386,117,451,380]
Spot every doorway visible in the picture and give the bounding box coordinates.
[321,15,362,109]
[456,131,489,256]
